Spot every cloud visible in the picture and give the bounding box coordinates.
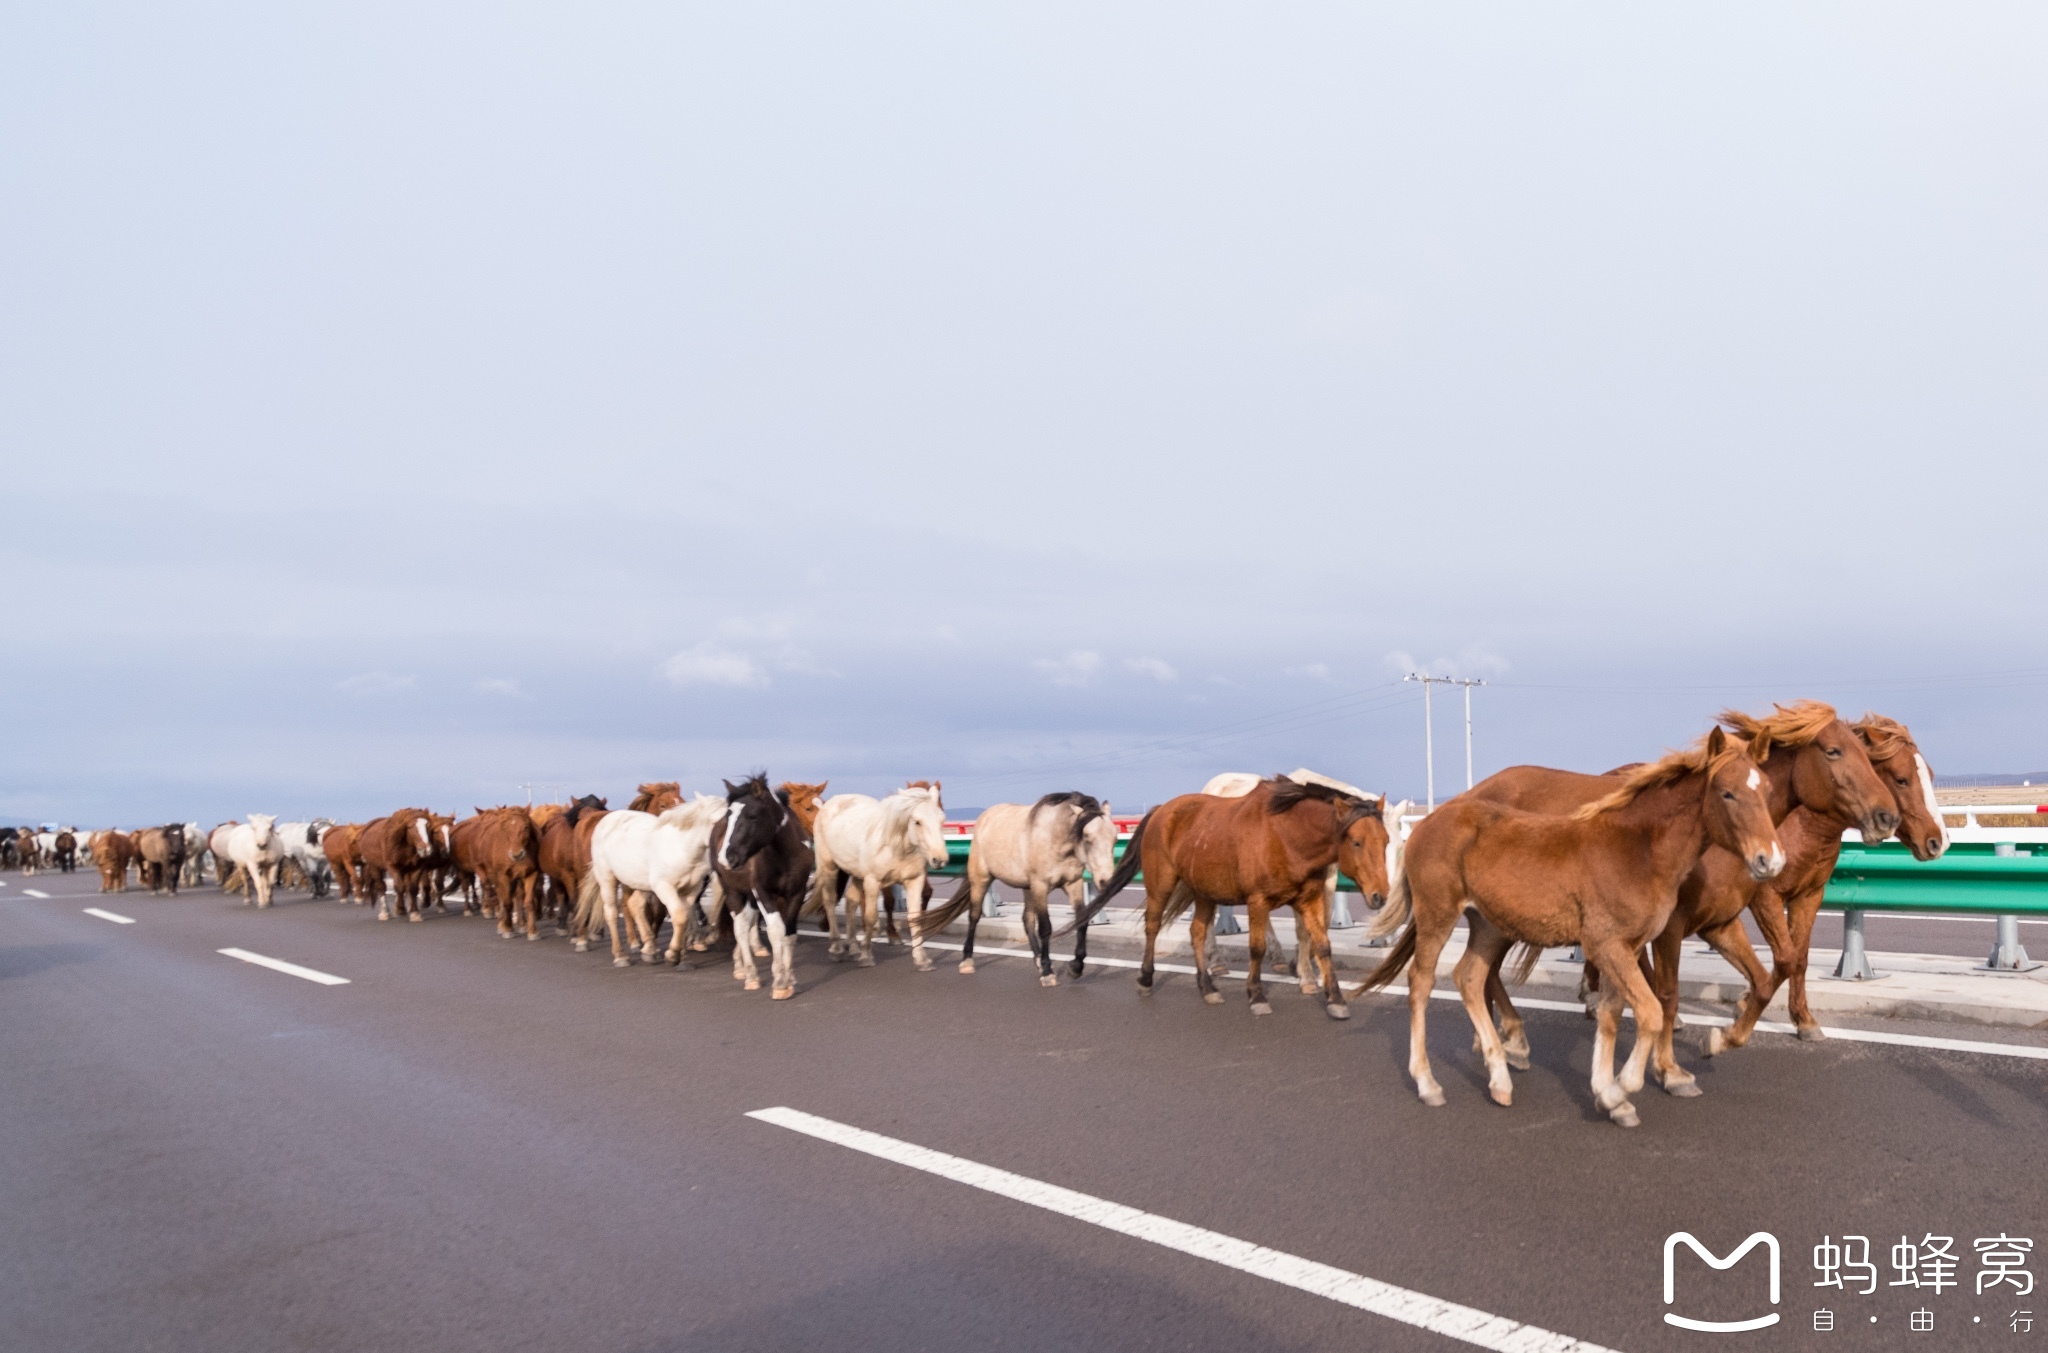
[661,642,769,689]
[1124,657,1178,683]
[337,671,416,697]
[472,677,525,698]
[1033,650,1102,687]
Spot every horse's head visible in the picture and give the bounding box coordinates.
[1077,803,1119,883]
[1854,715,1949,861]
[718,774,781,868]
[1699,727,1785,881]
[248,813,277,847]
[432,813,456,857]
[1337,799,1392,909]
[164,823,185,853]
[1722,701,1898,843]
[904,779,944,814]
[780,780,827,831]
[896,790,949,869]
[408,813,434,859]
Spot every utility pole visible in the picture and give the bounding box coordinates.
[1405,673,1485,811]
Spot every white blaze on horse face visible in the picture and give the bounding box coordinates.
[1745,768,1761,791]
[1915,754,1949,854]
[718,800,746,868]
[414,817,432,855]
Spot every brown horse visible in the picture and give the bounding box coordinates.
[781,781,827,832]
[134,824,188,895]
[93,831,135,891]
[322,824,365,903]
[627,782,683,813]
[463,807,543,939]
[1465,701,1896,1093]
[1363,727,1781,1128]
[359,810,437,921]
[1068,778,1390,1018]
[536,794,606,925]
[1723,714,1947,1046]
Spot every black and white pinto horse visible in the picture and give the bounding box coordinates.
[709,774,817,1000]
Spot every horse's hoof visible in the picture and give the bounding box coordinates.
[1066,959,1085,978]
[1250,1001,1273,1016]
[1418,1085,1447,1108]
[498,930,513,940]
[572,940,589,953]
[772,986,795,1001]
[1040,975,1058,987]
[857,954,876,968]
[1665,1078,1703,1099]
[1208,961,1230,977]
[612,958,630,969]
[1203,991,1224,1005]
[526,933,539,942]
[1609,1102,1641,1129]
[1703,1028,1726,1057]
[1797,1024,1826,1042]
[1325,1003,1351,1021]
[1299,984,1319,997]
[1137,981,1154,995]
[1489,1086,1514,1108]
[913,956,934,972]
[744,979,761,991]
[407,913,422,923]
[1594,1083,1628,1112]
[958,959,976,975]
[1505,1048,1531,1072]
[1275,959,1296,977]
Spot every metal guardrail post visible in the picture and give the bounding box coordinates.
[1214,905,1242,935]
[1984,914,2039,972]
[1833,909,1876,981]
[981,884,1001,918]
[1328,892,1355,930]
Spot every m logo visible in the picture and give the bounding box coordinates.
[1664,1232,1781,1332]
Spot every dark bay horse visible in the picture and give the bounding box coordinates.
[708,774,816,999]
[1363,726,1781,1128]
[1465,701,1895,1094]
[1068,778,1390,1018]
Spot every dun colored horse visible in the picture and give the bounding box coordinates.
[809,785,949,970]
[917,792,1117,984]
[1071,778,1391,1018]
[1362,727,1781,1128]
[134,824,187,894]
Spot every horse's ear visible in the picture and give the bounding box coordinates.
[1706,725,1728,758]
[723,780,739,795]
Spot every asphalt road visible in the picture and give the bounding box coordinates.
[4,871,2044,1353]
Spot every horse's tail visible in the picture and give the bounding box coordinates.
[1506,942,1544,987]
[571,872,603,935]
[1353,923,1417,995]
[1363,866,1411,940]
[1055,808,1152,937]
[796,861,836,920]
[1154,881,1198,928]
[916,875,978,939]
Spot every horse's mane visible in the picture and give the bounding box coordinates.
[562,793,606,827]
[1853,713,1917,762]
[656,796,725,830]
[629,781,681,812]
[1573,736,1746,819]
[1032,790,1105,845]
[1717,700,1839,758]
[1266,776,1381,822]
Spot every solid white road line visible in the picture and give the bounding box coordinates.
[749,1106,1620,1353]
[217,948,350,986]
[82,907,135,925]
[918,939,2048,1063]
[24,888,50,898]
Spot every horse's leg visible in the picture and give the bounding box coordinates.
[958,862,988,974]
[1699,913,1774,1054]
[1481,946,1532,1071]
[1190,901,1222,1005]
[857,876,882,967]
[1780,883,1827,1041]
[1406,915,1452,1107]
[821,868,848,958]
[1244,895,1272,1014]
[1136,861,1177,995]
[906,874,934,972]
[1295,889,1347,1020]
[1065,878,1090,978]
[1588,938,1661,1126]
[731,903,762,990]
[1647,921,1700,1097]
[601,876,631,968]
[1587,974,1627,1121]
[1453,922,1515,1106]
[634,888,665,961]
[765,903,797,999]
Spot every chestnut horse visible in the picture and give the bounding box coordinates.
[1465,701,1896,1094]
[537,794,606,929]
[457,807,543,939]
[93,830,135,891]
[322,823,365,903]
[1729,714,1947,1046]
[1069,778,1391,1018]
[1362,727,1781,1128]
[358,810,436,921]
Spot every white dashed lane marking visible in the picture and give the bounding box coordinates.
[749,1106,1620,1353]
[24,888,50,898]
[217,948,350,986]
[83,908,136,925]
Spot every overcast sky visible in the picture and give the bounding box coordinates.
[5,3,2046,825]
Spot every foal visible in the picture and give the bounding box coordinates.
[1363,727,1781,1128]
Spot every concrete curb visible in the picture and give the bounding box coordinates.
[912,908,2048,1032]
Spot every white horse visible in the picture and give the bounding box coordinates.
[179,821,208,884]
[578,796,727,968]
[810,785,950,970]
[214,814,285,907]
[276,820,335,897]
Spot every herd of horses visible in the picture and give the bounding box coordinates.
[26,701,1946,1129]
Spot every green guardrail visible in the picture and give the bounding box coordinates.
[1824,842,2045,977]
